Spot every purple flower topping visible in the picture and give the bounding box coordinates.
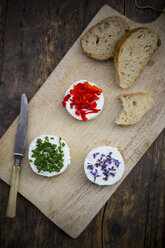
[103,176,108,181]
[90,169,100,181]
[101,162,108,170]
[103,175,108,181]
[95,162,99,167]
[100,154,106,160]
[93,152,99,159]
[106,158,112,164]
[108,166,116,172]
[103,168,109,176]
[107,152,112,158]
[88,151,121,182]
[87,164,93,170]
[113,159,120,167]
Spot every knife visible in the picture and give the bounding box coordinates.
[6,93,28,218]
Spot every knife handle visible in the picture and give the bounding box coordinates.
[6,166,21,218]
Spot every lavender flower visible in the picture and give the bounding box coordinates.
[93,152,99,159]
[108,166,116,171]
[95,162,100,167]
[87,164,93,170]
[90,169,100,181]
[109,172,115,177]
[113,159,120,167]
[107,152,112,158]
[100,154,106,160]
[103,172,108,176]
[106,158,112,164]
[103,176,108,181]
[101,166,106,171]
[101,162,108,170]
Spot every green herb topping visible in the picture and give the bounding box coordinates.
[31,136,65,173]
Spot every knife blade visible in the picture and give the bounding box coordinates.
[14,93,28,156]
[6,93,28,218]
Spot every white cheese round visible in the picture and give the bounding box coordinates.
[84,146,125,186]
[64,80,104,120]
[28,135,71,177]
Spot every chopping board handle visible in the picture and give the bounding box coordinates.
[6,166,21,218]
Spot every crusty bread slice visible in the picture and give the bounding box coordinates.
[80,16,128,61]
[115,92,155,126]
[114,27,161,88]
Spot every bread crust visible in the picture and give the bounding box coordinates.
[119,92,150,98]
[114,27,161,88]
[80,16,129,61]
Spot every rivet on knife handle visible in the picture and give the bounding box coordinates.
[6,93,28,218]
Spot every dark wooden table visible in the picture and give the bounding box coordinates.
[0,0,164,247]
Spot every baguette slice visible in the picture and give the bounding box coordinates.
[115,92,155,126]
[114,27,161,88]
[80,16,128,61]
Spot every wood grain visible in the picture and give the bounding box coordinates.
[0,4,164,239]
[0,0,164,247]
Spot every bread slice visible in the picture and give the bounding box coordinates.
[114,27,161,88]
[115,92,155,126]
[80,16,128,61]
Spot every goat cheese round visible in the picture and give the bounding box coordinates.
[28,135,71,177]
[62,80,104,121]
[84,146,125,186]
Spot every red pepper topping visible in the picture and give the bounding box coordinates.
[62,81,103,121]
[62,94,71,107]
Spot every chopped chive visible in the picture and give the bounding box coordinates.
[31,137,65,173]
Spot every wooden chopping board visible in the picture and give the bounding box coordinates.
[0,5,165,238]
